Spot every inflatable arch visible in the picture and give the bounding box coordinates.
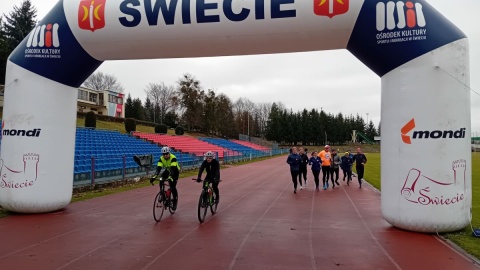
[1,0,471,233]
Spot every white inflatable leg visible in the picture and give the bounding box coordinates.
[381,39,471,233]
[0,61,76,213]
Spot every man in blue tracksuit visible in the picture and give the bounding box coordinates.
[341,152,354,186]
[286,147,302,194]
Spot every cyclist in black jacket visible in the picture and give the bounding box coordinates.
[197,151,221,203]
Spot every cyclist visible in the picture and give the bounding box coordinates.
[150,146,181,210]
[196,151,221,204]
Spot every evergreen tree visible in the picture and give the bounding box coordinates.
[164,111,178,128]
[1,0,37,84]
[131,97,144,120]
[365,121,378,141]
[143,97,153,122]
[124,94,133,118]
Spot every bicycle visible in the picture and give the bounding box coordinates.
[151,176,176,222]
[193,178,221,223]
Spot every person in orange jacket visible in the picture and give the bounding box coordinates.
[318,145,332,190]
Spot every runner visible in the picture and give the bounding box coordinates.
[341,151,354,185]
[309,151,322,191]
[298,147,309,188]
[318,145,332,190]
[353,148,367,188]
[286,147,302,194]
[330,149,341,187]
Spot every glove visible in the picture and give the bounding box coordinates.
[150,176,156,185]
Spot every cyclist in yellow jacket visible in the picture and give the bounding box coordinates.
[150,147,181,210]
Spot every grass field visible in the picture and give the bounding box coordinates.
[358,152,480,259]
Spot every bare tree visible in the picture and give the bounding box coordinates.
[144,82,176,124]
[257,102,272,138]
[82,71,125,93]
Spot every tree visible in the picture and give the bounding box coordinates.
[131,97,144,120]
[265,103,282,142]
[176,74,204,131]
[203,89,217,135]
[1,0,37,84]
[124,94,133,118]
[256,102,272,138]
[0,18,9,85]
[144,82,176,124]
[365,121,378,141]
[143,97,153,122]
[216,94,237,138]
[164,111,178,128]
[82,71,125,93]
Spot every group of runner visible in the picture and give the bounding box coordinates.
[286,145,367,193]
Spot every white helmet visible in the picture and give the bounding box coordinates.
[205,151,215,158]
[161,147,171,154]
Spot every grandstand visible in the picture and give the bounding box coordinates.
[133,132,229,158]
[231,139,270,151]
[0,121,285,185]
[199,138,259,152]
[74,128,199,184]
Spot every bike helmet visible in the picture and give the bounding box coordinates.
[161,146,171,154]
[205,151,215,158]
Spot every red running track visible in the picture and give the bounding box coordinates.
[0,156,479,270]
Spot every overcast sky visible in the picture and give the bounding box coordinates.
[1,0,480,134]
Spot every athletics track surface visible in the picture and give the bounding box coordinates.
[0,156,478,270]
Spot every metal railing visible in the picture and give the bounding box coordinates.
[72,149,289,187]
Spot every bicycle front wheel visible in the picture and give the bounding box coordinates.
[168,192,176,215]
[153,192,165,222]
[197,191,208,223]
[210,191,218,214]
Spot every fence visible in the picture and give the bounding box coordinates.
[72,149,290,186]
[222,149,290,164]
[73,152,203,187]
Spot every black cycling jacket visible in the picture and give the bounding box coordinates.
[198,159,220,181]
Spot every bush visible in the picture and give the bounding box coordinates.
[85,111,96,128]
[155,124,168,134]
[175,126,185,135]
[125,118,136,133]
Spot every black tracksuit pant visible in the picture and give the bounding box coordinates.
[312,170,320,188]
[356,165,365,185]
[291,170,299,190]
[298,166,307,186]
[321,166,330,186]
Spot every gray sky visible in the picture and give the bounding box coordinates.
[1,0,480,134]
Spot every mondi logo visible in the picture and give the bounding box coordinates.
[401,118,466,144]
[2,123,41,138]
[26,23,60,48]
[376,1,426,31]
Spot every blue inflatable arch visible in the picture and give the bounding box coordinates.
[1,0,471,233]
